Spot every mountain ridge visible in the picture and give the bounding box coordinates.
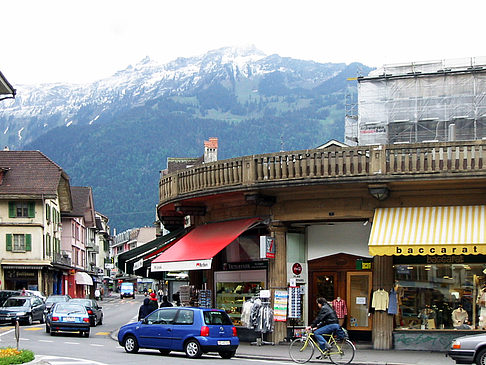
[2,46,373,230]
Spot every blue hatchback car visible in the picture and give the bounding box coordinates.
[118,307,239,359]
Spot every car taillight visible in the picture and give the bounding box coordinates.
[87,310,93,315]
[200,326,209,337]
[232,326,237,337]
[83,317,90,323]
[52,317,59,321]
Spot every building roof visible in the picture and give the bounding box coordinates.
[0,151,72,211]
[64,186,96,227]
[0,71,15,100]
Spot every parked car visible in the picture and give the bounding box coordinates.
[118,307,239,359]
[68,298,103,326]
[120,282,135,299]
[25,290,46,301]
[45,302,91,337]
[0,290,21,306]
[0,296,46,325]
[448,333,486,364]
[44,295,71,313]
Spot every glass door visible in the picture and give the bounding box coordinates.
[312,272,337,319]
[346,271,372,330]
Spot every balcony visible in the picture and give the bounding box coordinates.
[159,140,486,206]
[52,252,71,267]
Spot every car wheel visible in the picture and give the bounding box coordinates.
[123,335,139,353]
[98,316,103,325]
[120,295,123,300]
[84,330,90,337]
[185,339,202,358]
[158,349,171,355]
[219,350,236,359]
[476,348,486,365]
[50,330,56,336]
[45,324,50,333]
[39,314,45,324]
[90,318,96,327]
[25,315,33,326]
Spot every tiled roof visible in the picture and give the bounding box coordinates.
[0,150,68,196]
[64,186,95,227]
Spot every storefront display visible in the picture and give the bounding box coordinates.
[215,269,266,326]
[394,257,486,330]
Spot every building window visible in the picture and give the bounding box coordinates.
[6,233,32,252]
[8,201,35,218]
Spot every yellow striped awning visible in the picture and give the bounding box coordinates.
[368,206,486,256]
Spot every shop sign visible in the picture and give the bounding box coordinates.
[260,236,275,259]
[225,261,268,271]
[105,263,114,269]
[151,259,212,272]
[356,259,372,270]
[133,258,144,271]
[287,262,307,284]
[5,270,36,279]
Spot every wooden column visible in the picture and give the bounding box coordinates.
[372,255,394,350]
[268,222,288,344]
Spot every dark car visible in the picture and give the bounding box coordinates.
[118,307,239,359]
[44,295,71,314]
[448,333,486,364]
[0,290,21,306]
[68,298,103,326]
[0,296,46,325]
[45,302,91,337]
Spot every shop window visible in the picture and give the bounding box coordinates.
[225,235,260,262]
[394,262,486,330]
[8,201,35,218]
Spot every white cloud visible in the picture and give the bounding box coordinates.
[2,0,485,84]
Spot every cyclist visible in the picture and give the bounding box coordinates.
[306,297,344,357]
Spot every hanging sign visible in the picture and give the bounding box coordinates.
[274,290,288,322]
[133,258,144,271]
[260,236,276,259]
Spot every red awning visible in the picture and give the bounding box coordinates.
[151,217,261,271]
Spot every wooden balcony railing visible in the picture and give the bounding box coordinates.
[159,141,486,205]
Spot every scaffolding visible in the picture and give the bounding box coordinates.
[356,57,486,145]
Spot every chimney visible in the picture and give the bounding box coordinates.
[3,146,9,151]
[204,137,218,163]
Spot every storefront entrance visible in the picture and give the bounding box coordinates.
[309,253,372,331]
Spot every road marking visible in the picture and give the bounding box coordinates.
[39,340,53,343]
[64,341,80,345]
[0,329,14,337]
[39,355,109,365]
[94,332,110,335]
[24,327,43,331]
[89,344,104,347]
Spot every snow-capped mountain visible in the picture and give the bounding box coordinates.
[0,46,350,148]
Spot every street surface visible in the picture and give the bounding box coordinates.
[0,296,288,365]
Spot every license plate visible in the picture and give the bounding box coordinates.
[64,317,75,322]
[217,341,230,345]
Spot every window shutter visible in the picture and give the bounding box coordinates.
[28,202,35,218]
[51,207,55,224]
[6,234,12,251]
[25,234,32,251]
[8,202,15,218]
[45,204,50,222]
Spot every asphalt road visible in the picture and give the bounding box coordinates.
[0,296,285,365]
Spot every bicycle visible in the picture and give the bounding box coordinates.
[289,329,355,364]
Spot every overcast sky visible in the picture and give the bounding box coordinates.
[3,0,485,85]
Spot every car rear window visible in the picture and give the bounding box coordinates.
[55,304,86,314]
[203,311,233,325]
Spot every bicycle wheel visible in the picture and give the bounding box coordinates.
[329,339,355,365]
[289,337,315,363]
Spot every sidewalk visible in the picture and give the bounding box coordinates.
[235,342,455,364]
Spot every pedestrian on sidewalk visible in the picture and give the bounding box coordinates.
[160,295,173,308]
[138,298,153,321]
[306,297,344,355]
[158,288,163,302]
[148,292,158,312]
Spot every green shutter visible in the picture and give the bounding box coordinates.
[25,234,32,251]
[6,234,12,251]
[28,202,35,218]
[45,204,50,222]
[8,202,15,218]
[51,207,55,224]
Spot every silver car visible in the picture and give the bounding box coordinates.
[448,333,486,364]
